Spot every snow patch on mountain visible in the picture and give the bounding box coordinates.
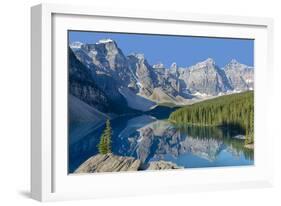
[245,79,253,83]
[70,41,84,49]
[96,38,114,44]
[193,92,209,97]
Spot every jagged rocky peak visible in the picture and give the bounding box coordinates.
[224,59,253,70]
[224,59,254,91]
[78,38,120,59]
[127,52,151,70]
[170,62,178,69]
[201,58,215,66]
[131,53,145,61]
[69,37,255,111]
[186,57,232,95]
[128,53,149,67]
[95,38,119,51]
[153,62,165,69]
[169,62,179,77]
[82,38,127,70]
[229,59,239,65]
[191,58,216,70]
[225,59,242,68]
[73,39,119,57]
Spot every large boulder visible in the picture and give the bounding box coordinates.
[75,154,141,173]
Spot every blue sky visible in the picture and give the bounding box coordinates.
[69,31,254,68]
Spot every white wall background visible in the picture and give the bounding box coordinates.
[0,0,280,205]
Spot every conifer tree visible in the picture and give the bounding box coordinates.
[169,91,254,145]
[98,119,112,154]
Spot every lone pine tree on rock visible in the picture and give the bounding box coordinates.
[98,119,112,154]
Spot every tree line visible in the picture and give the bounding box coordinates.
[169,91,254,144]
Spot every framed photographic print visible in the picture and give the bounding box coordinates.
[31,3,274,201]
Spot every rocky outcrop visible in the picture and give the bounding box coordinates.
[74,154,182,173]
[74,154,141,173]
[145,161,182,170]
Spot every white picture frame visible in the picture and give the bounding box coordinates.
[31,3,274,202]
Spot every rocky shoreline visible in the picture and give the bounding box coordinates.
[74,154,183,173]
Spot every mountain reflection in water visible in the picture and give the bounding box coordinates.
[69,114,254,173]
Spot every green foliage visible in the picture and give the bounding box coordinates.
[169,91,254,144]
[245,109,254,144]
[98,119,112,154]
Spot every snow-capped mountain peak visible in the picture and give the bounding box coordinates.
[170,62,178,69]
[70,41,84,49]
[131,53,145,60]
[229,59,239,64]
[204,58,215,65]
[224,59,254,91]
[96,38,115,44]
[224,59,253,70]
[193,58,215,69]
[69,38,254,109]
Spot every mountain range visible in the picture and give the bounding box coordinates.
[69,38,254,123]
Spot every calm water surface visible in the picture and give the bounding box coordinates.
[69,111,254,173]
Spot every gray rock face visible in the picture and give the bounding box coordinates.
[74,153,182,173]
[74,154,141,173]
[127,54,156,96]
[69,43,138,115]
[79,39,128,71]
[154,68,180,97]
[71,40,184,108]
[70,39,254,115]
[224,59,254,91]
[181,58,232,95]
[69,48,111,114]
[72,41,156,112]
